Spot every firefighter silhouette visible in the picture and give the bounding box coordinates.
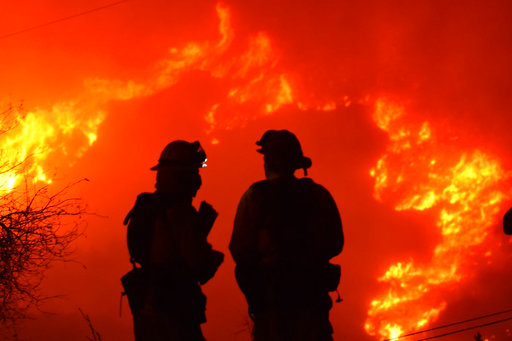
[122,140,223,341]
[230,130,344,341]
[504,207,512,235]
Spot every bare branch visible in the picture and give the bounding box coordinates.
[0,104,86,333]
[79,308,102,341]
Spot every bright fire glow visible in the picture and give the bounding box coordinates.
[365,98,510,340]
[0,101,105,192]
[1,2,348,191]
[85,3,345,137]
[1,2,351,194]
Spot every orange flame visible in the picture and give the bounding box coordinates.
[1,2,348,192]
[0,100,105,191]
[85,2,346,137]
[365,98,510,340]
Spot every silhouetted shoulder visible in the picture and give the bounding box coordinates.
[123,192,156,225]
[247,179,273,191]
[504,207,512,235]
[242,178,338,203]
[241,180,274,201]
[297,177,326,190]
[297,177,338,201]
[298,178,344,257]
[299,178,340,212]
[133,192,156,208]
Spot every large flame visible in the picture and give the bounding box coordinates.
[85,3,343,138]
[365,98,511,340]
[0,1,345,194]
[0,100,105,191]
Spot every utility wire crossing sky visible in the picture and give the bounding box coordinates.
[0,0,134,40]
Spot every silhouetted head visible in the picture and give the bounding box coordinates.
[256,130,312,179]
[503,208,512,235]
[151,140,206,197]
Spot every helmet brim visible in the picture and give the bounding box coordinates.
[150,163,205,171]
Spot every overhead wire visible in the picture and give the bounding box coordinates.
[0,0,134,40]
[417,316,512,340]
[384,308,512,341]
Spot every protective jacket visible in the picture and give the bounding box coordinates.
[122,192,223,340]
[230,177,343,317]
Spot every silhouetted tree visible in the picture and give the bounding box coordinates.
[0,104,84,336]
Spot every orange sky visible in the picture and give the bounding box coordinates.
[1,1,512,340]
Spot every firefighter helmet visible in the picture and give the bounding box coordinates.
[150,140,207,170]
[256,130,312,175]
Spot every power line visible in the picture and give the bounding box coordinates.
[417,316,512,340]
[384,308,512,341]
[0,0,133,40]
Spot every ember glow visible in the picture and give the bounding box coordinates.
[365,98,511,340]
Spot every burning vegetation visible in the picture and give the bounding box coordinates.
[365,99,511,340]
[0,105,85,335]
